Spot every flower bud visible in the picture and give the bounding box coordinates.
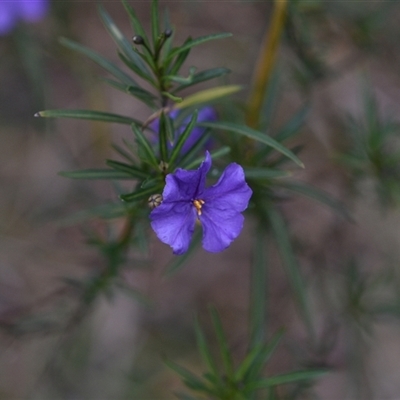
[148,194,163,209]
[164,29,173,38]
[132,35,144,45]
[159,161,169,173]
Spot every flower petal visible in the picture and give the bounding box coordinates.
[150,201,197,255]
[200,207,245,252]
[198,162,251,252]
[149,152,251,255]
[203,163,252,212]
[150,107,216,155]
[19,0,49,22]
[0,3,17,35]
[178,107,217,153]
[167,151,212,200]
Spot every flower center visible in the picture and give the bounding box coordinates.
[193,199,205,216]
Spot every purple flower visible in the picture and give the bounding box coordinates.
[150,151,252,255]
[150,106,217,155]
[0,0,49,35]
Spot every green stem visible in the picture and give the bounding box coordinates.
[84,216,135,304]
[250,227,268,349]
[246,0,287,129]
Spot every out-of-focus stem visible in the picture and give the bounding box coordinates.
[118,216,134,249]
[246,0,287,129]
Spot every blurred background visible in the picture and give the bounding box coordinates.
[2,0,400,399]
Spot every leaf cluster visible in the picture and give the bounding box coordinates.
[337,87,400,207]
[167,309,327,400]
[35,0,243,211]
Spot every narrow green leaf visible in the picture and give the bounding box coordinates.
[36,109,141,126]
[59,169,134,180]
[244,167,291,180]
[162,91,183,103]
[98,5,150,77]
[250,229,267,349]
[122,0,150,46]
[164,359,212,393]
[131,124,159,167]
[106,159,148,179]
[162,9,173,57]
[178,132,211,169]
[235,330,284,382]
[209,307,234,378]
[167,73,195,85]
[269,144,304,169]
[120,184,162,203]
[164,359,200,383]
[101,77,157,107]
[59,37,138,87]
[275,105,309,143]
[202,372,220,387]
[122,139,140,160]
[276,181,351,220]
[251,369,328,388]
[169,110,198,167]
[194,319,220,380]
[167,33,232,62]
[260,68,281,128]
[117,52,156,87]
[174,68,231,93]
[168,36,191,76]
[183,146,231,170]
[140,176,162,189]
[163,7,172,36]
[333,154,370,174]
[132,41,156,72]
[159,112,170,163]
[164,110,175,143]
[267,207,314,337]
[256,104,308,168]
[176,85,242,110]
[200,122,304,168]
[58,203,129,225]
[111,143,135,163]
[164,229,202,276]
[151,0,160,49]
[132,220,150,255]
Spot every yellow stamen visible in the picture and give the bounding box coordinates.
[193,199,205,216]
